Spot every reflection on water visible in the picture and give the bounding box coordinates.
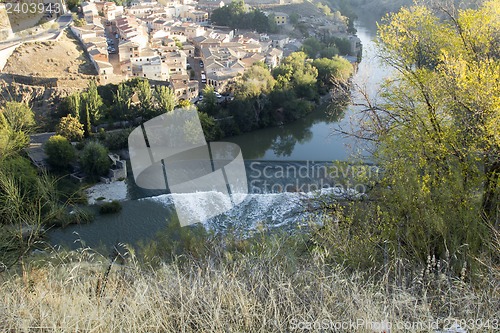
[48,22,390,250]
[225,23,387,162]
[48,200,175,251]
[226,102,347,160]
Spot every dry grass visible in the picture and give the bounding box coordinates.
[0,243,498,333]
[2,30,95,88]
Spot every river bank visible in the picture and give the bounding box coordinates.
[48,22,385,249]
[86,180,128,205]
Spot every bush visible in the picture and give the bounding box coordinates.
[44,135,76,170]
[56,114,84,142]
[80,141,111,179]
[99,200,122,214]
[50,208,94,228]
[0,156,39,196]
[56,177,88,205]
[97,129,132,150]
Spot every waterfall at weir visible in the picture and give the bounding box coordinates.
[48,23,390,250]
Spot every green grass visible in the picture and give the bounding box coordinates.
[98,200,122,214]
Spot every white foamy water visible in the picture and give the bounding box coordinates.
[143,187,362,231]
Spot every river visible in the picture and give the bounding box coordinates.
[48,21,390,250]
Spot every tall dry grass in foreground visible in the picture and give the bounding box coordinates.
[0,241,498,333]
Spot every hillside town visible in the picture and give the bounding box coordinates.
[68,0,361,102]
[0,1,498,331]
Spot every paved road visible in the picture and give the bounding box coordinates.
[0,13,72,47]
[104,23,121,75]
[188,56,205,94]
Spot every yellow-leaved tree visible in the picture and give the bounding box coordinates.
[359,1,499,269]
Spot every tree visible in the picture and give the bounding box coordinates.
[276,52,318,100]
[65,93,81,118]
[210,6,234,27]
[235,63,276,99]
[198,85,219,117]
[177,99,192,108]
[232,99,258,132]
[80,141,111,178]
[114,82,133,119]
[210,0,276,33]
[301,38,323,59]
[67,0,80,11]
[0,155,39,196]
[136,79,153,118]
[0,106,31,157]
[56,114,84,142]
[1,102,35,132]
[320,45,339,59]
[325,37,352,55]
[228,0,246,16]
[81,80,103,125]
[312,57,353,86]
[252,10,276,33]
[155,86,175,113]
[80,104,92,138]
[274,52,318,95]
[357,1,500,268]
[44,135,76,170]
[317,2,332,16]
[72,13,86,27]
[198,112,222,142]
[289,13,300,25]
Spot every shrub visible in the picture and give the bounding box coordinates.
[80,141,111,179]
[99,200,122,214]
[44,135,76,170]
[97,129,132,151]
[50,208,94,228]
[56,114,84,142]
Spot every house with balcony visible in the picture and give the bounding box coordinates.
[182,10,209,24]
[269,34,289,49]
[205,68,242,92]
[170,75,199,101]
[99,1,124,21]
[81,1,100,25]
[265,47,283,68]
[192,36,221,54]
[140,59,169,80]
[118,39,141,62]
[273,12,288,25]
[161,51,187,75]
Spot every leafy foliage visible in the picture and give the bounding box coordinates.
[211,0,278,33]
[154,86,175,114]
[44,135,76,170]
[80,141,111,179]
[113,82,133,120]
[135,79,153,117]
[99,200,122,214]
[80,80,103,136]
[198,85,218,117]
[1,102,35,132]
[312,56,353,86]
[56,114,84,142]
[358,1,500,270]
[301,36,354,58]
[0,103,33,157]
[235,63,276,99]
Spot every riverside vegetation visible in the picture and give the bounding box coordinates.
[0,1,499,331]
